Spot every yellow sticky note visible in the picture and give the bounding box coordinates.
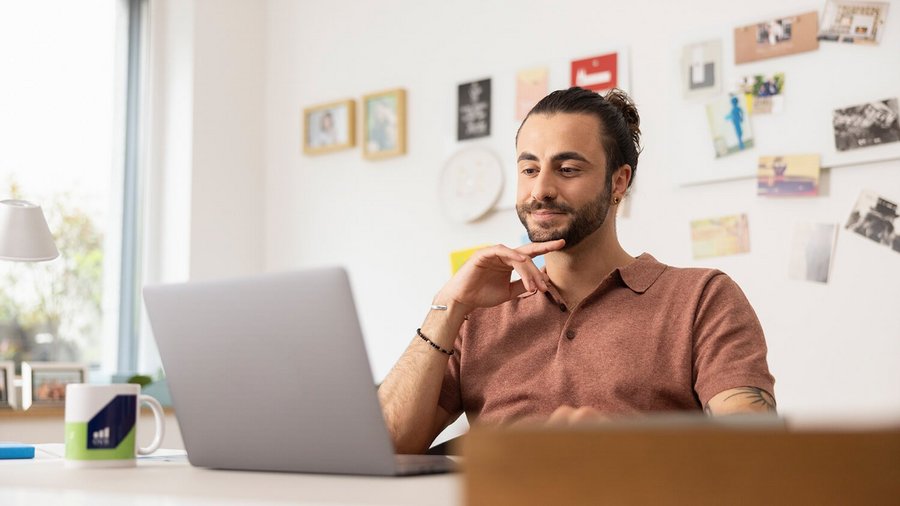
[450,245,490,274]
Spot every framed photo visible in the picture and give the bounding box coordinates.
[0,361,15,409]
[362,88,406,160]
[303,99,356,155]
[21,362,88,409]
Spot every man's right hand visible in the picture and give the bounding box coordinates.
[434,239,565,314]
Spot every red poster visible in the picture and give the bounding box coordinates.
[570,53,618,93]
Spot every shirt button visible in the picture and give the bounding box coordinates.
[565,329,576,340]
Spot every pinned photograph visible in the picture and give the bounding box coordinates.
[362,88,406,160]
[734,11,819,64]
[833,98,900,151]
[516,67,549,121]
[458,78,492,141]
[819,1,889,44]
[682,40,722,99]
[845,190,900,253]
[690,214,751,259]
[706,95,754,158]
[303,99,356,155]
[570,52,618,94]
[737,73,785,114]
[788,223,838,283]
[757,154,820,197]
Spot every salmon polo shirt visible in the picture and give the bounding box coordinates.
[437,253,775,424]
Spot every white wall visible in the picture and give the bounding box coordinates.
[142,0,265,373]
[261,0,900,420]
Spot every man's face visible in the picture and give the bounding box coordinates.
[515,112,613,249]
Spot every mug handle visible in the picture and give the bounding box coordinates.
[137,394,166,455]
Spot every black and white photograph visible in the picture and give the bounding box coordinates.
[457,78,491,141]
[845,190,900,254]
[788,223,837,283]
[833,98,900,152]
[818,1,890,45]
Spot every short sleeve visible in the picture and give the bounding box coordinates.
[692,273,775,405]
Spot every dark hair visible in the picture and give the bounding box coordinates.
[517,86,641,189]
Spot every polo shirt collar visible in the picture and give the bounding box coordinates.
[617,253,667,293]
[535,252,666,306]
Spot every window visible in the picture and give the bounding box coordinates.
[0,0,143,380]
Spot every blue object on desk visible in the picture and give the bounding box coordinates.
[0,443,36,459]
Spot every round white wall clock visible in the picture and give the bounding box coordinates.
[439,147,505,223]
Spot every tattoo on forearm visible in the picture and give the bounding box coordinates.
[722,387,777,412]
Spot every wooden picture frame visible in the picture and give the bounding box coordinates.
[21,361,88,410]
[303,99,356,155]
[0,361,15,409]
[362,88,407,160]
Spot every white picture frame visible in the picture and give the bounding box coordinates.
[0,361,15,409]
[21,362,88,410]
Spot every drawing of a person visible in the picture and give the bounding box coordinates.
[725,95,746,150]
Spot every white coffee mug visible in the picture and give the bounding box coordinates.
[64,383,165,468]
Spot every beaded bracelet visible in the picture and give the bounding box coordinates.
[416,328,454,356]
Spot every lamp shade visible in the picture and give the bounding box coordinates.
[0,199,59,262]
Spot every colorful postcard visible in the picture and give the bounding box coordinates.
[515,67,549,121]
[570,52,618,93]
[450,244,490,274]
[690,214,751,259]
[788,223,838,283]
[734,11,819,64]
[757,154,820,197]
[737,73,785,114]
[458,78,491,141]
[706,95,754,158]
[845,190,900,253]
[819,1,890,44]
[833,98,900,151]
[682,40,722,99]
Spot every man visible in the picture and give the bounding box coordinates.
[378,87,776,455]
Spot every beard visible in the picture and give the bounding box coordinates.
[516,184,612,249]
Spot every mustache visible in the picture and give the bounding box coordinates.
[519,200,574,213]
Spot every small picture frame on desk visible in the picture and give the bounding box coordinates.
[21,362,88,410]
[0,361,15,409]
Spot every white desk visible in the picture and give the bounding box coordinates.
[0,445,460,506]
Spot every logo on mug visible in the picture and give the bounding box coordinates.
[86,395,136,450]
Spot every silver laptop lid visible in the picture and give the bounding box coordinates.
[143,267,398,475]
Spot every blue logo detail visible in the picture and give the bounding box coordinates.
[87,395,137,449]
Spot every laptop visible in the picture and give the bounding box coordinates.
[143,267,455,476]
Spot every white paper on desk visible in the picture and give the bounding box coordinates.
[32,444,186,460]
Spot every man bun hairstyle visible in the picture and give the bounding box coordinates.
[518,86,642,189]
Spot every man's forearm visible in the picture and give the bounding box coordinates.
[377,300,467,453]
